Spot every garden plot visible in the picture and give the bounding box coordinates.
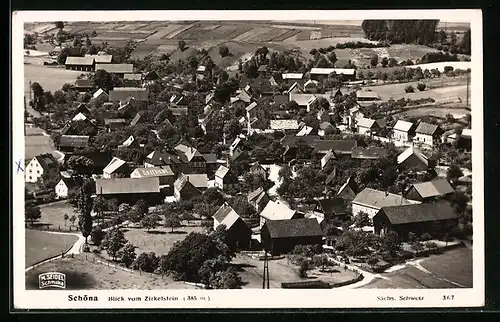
[247,28,290,42]
[271,29,301,42]
[232,27,271,42]
[146,24,184,40]
[163,24,197,39]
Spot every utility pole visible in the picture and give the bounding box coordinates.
[466,70,470,108]
[262,250,270,289]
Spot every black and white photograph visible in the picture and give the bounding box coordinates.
[12,9,484,309]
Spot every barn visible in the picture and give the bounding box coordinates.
[213,203,253,251]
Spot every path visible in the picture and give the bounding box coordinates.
[407,258,466,288]
[327,256,388,289]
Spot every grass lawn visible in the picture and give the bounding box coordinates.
[24,63,83,93]
[38,201,80,232]
[26,254,199,290]
[123,225,204,256]
[395,107,470,120]
[25,229,78,267]
[420,247,473,288]
[25,128,55,160]
[361,265,456,289]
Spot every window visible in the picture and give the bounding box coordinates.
[37,170,40,174]
[29,169,32,173]
[29,176,32,180]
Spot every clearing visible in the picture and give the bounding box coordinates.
[37,200,80,232]
[123,225,204,256]
[26,254,199,290]
[24,63,83,93]
[25,125,55,160]
[25,229,78,267]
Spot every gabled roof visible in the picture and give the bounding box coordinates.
[337,176,358,196]
[174,140,202,162]
[109,87,148,102]
[174,174,196,192]
[357,117,378,129]
[85,54,113,63]
[317,198,347,215]
[296,125,314,137]
[356,90,379,100]
[397,146,429,166]
[184,174,208,189]
[93,88,108,99]
[310,68,355,75]
[33,153,58,171]
[123,73,143,81]
[130,112,143,126]
[59,177,84,189]
[377,201,457,225]
[95,64,133,74]
[237,90,252,103]
[351,147,387,160]
[146,149,182,166]
[313,140,357,154]
[269,119,299,130]
[205,92,215,104]
[245,102,258,112]
[120,135,136,148]
[415,122,443,136]
[408,179,454,199]
[74,79,93,88]
[215,165,231,179]
[59,135,90,148]
[96,177,160,195]
[281,135,320,148]
[260,200,296,221]
[393,120,415,132]
[229,137,242,151]
[282,73,304,80]
[353,188,417,209]
[250,162,265,173]
[202,153,218,163]
[132,166,174,178]
[248,187,265,202]
[321,150,337,167]
[104,118,127,125]
[264,218,323,239]
[65,56,94,66]
[304,79,319,88]
[103,157,127,174]
[72,112,88,121]
[213,204,243,230]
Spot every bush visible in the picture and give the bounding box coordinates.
[90,226,105,246]
[82,244,90,252]
[444,66,454,73]
[298,260,311,278]
[417,83,426,91]
[309,48,318,56]
[405,85,415,93]
[218,45,230,58]
[132,252,159,273]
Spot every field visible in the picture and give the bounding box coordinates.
[38,201,80,232]
[360,247,472,289]
[395,107,470,120]
[25,125,55,160]
[26,254,198,290]
[25,229,78,267]
[24,63,82,93]
[123,225,204,256]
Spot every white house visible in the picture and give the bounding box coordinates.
[414,122,444,148]
[130,166,175,185]
[214,165,239,191]
[102,157,129,179]
[258,200,301,228]
[303,79,319,93]
[392,120,415,143]
[25,154,58,183]
[55,177,83,199]
[352,188,419,220]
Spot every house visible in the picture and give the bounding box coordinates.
[102,157,129,179]
[144,149,182,173]
[169,106,188,116]
[357,117,382,135]
[404,179,455,202]
[215,165,239,191]
[174,140,208,174]
[130,166,175,186]
[65,56,95,71]
[72,112,88,122]
[95,63,134,77]
[58,135,90,153]
[373,201,458,240]
[25,154,59,183]
[247,187,271,214]
[73,79,94,92]
[247,117,268,134]
[318,122,336,137]
[246,102,267,121]
[130,112,143,126]
[123,73,143,83]
[269,119,300,132]
[393,120,416,143]
[74,103,91,117]
[287,82,304,96]
[205,92,216,106]
[281,73,304,86]
[92,88,109,101]
[173,174,201,201]
[397,146,435,171]
[336,176,358,200]
[95,177,163,205]
[414,122,445,147]
[249,162,267,177]
[183,174,209,192]
[314,198,348,219]
[260,218,323,255]
[117,100,137,119]
[55,177,83,199]
[352,188,419,219]
[351,147,388,161]
[104,118,128,131]
[142,71,160,87]
[258,200,303,228]
[229,137,242,157]
[356,90,380,101]
[118,135,139,149]
[296,125,315,137]
[309,68,356,81]
[85,54,113,64]
[320,150,337,170]
[109,87,148,103]
[303,79,319,93]
[312,140,357,157]
[213,203,253,250]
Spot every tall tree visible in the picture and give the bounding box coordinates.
[25,206,41,226]
[77,179,94,243]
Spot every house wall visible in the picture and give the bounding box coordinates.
[99,192,164,206]
[414,133,440,147]
[25,158,42,183]
[226,219,253,251]
[214,175,224,190]
[267,235,323,255]
[403,187,424,202]
[55,181,68,199]
[352,203,380,219]
[357,126,372,136]
[393,129,410,142]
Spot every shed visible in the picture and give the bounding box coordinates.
[261,218,323,255]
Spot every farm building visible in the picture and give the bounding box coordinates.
[85,54,113,64]
[269,119,300,132]
[414,122,445,148]
[95,177,163,205]
[183,174,209,192]
[130,166,175,186]
[312,140,357,157]
[337,176,358,200]
[65,56,95,71]
[351,147,388,161]
[352,187,419,219]
[92,88,109,101]
[102,157,129,179]
[213,203,253,250]
[58,135,90,153]
[214,165,239,191]
[246,102,267,121]
[397,146,435,171]
[258,200,303,228]
[356,90,380,101]
[173,174,201,201]
[73,79,94,92]
[260,218,323,255]
[309,68,356,81]
[104,118,128,131]
[55,177,83,199]
[404,179,455,202]
[25,153,59,183]
[123,73,143,81]
[247,187,271,214]
[109,87,148,102]
[95,64,134,76]
[314,198,348,219]
[303,79,319,93]
[373,201,458,241]
[356,117,384,136]
[144,149,183,173]
[392,120,416,143]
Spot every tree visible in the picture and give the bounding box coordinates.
[212,267,243,289]
[309,48,318,56]
[119,243,137,268]
[87,44,98,55]
[459,29,471,55]
[417,83,426,91]
[63,214,69,226]
[408,231,418,244]
[405,85,414,93]
[370,54,379,67]
[164,211,181,233]
[353,212,371,227]
[55,21,64,30]
[424,241,438,253]
[102,227,127,261]
[90,69,114,92]
[449,191,468,216]
[420,232,432,241]
[90,226,105,246]
[446,165,463,183]
[382,231,401,257]
[69,214,77,226]
[141,213,161,232]
[218,45,230,57]
[132,252,159,272]
[230,196,256,219]
[413,241,424,256]
[56,47,71,65]
[312,254,330,270]
[178,40,186,51]
[77,179,93,243]
[25,206,41,226]
[298,260,311,278]
[327,51,337,66]
[381,57,389,67]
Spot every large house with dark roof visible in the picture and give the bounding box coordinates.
[213,203,253,250]
[173,174,201,201]
[314,198,348,219]
[65,56,95,71]
[404,179,455,202]
[261,218,323,255]
[144,149,183,173]
[214,165,239,191]
[352,187,420,219]
[58,135,90,153]
[95,177,163,205]
[247,187,271,214]
[397,146,435,171]
[414,122,444,147]
[393,120,416,143]
[373,201,458,241]
[130,166,175,186]
[25,153,59,183]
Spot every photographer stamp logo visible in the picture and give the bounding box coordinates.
[38,272,66,289]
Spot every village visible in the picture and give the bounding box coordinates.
[24,19,473,290]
